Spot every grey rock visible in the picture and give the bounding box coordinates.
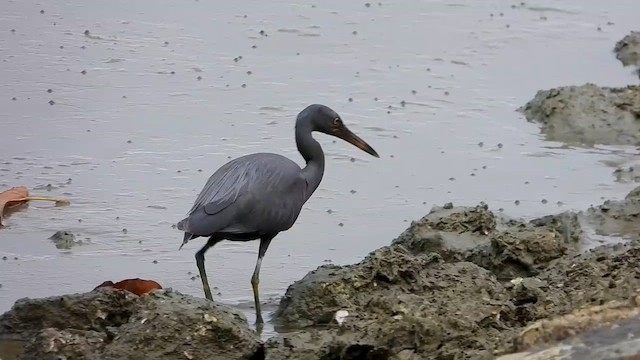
[614,31,640,67]
[519,83,640,146]
[0,288,261,360]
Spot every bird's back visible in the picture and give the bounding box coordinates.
[178,152,308,238]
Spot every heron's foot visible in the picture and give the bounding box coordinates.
[255,320,264,336]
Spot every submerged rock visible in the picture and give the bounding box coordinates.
[614,31,640,68]
[48,230,82,249]
[582,184,640,241]
[519,83,640,146]
[0,288,262,360]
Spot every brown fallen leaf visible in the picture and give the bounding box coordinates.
[93,278,163,297]
[0,186,70,228]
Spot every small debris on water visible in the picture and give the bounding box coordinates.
[48,100,55,105]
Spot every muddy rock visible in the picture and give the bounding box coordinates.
[274,256,511,359]
[0,288,261,360]
[519,83,640,146]
[391,203,495,260]
[498,295,640,359]
[270,193,640,359]
[582,184,640,241]
[514,293,640,352]
[614,31,640,67]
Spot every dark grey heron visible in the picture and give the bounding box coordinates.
[176,104,379,324]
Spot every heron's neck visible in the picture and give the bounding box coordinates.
[296,124,325,197]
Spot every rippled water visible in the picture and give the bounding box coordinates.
[1,0,639,339]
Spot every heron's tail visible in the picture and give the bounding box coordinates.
[178,232,194,250]
[176,217,193,250]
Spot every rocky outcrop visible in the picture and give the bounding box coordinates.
[0,288,262,360]
[267,187,640,359]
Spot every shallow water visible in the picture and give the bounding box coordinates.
[0,0,639,340]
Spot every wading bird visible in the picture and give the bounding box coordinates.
[177,104,379,324]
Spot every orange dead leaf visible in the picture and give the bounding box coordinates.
[0,186,70,228]
[94,278,163,297]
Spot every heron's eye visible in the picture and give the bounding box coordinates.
[332,117,342,127]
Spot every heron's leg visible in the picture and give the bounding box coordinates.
[251,234,275,324]
[195,236,222,301]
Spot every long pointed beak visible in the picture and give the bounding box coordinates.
[339,127,379,158]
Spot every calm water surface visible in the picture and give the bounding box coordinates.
[1,0,639,338]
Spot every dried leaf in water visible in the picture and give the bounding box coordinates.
[0,186,70,228]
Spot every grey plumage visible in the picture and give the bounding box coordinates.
[177,104,379,326]
[177,153,307,245]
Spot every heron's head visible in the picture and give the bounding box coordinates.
[298,104,379,158]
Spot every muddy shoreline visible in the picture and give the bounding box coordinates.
[3,185,640,359]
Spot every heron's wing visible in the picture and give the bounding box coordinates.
[180,154,306,237]
[187,157,254,216]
